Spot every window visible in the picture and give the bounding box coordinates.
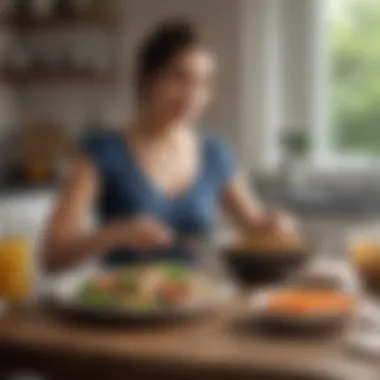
[320,0,380,165]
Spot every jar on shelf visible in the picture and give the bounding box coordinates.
[348,226,380,297]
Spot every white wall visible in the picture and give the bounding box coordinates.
[281,0,315,131]
[238,0,282,172]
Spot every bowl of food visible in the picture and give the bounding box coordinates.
[249,287,356,333]
[222,230,309,286]
[46,262,233,323]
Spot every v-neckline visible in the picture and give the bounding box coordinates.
[119,132,206,203]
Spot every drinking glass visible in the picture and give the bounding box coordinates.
[0,235,32,303]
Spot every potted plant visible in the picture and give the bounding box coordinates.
[281,129,310,193]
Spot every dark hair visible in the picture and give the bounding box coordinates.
[136,20,204,99]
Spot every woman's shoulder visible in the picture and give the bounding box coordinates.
[203,134,233,162]
[203,134,236,185]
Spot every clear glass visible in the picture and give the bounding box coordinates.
[347,225,380,295]
[344,225,380,357]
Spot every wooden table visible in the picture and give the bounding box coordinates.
[0,296,378,380]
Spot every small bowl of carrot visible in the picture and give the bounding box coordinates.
[250,287,357,333]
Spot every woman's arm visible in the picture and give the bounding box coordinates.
[221,174,295,234]
[43,156,173,272]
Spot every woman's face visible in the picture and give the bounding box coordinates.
[148,47,216,122]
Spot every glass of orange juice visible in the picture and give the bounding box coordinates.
[0,235,33,304]
[348,228,380,296]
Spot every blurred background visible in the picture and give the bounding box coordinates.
[0,1,379,379]
[0,0,378,278]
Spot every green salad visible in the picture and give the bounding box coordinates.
[76,263,209,310]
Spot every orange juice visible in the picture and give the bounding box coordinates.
[0,246,7,297]
[350,239,380,276]
[0,236,32,303]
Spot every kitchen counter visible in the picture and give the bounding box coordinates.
[254,176,380,217]
[0,295,378,380]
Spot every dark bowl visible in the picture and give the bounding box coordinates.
[223,248,308,286]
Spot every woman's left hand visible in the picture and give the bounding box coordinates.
[251,210,299,237]
[269,211,298,235]
[221,175,299,238]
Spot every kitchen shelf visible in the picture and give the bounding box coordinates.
[0,69,117,85]
[10,13,121,32]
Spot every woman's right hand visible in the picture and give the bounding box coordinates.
[109,215,174,250]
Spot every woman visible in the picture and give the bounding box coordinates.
[44,20,295,271]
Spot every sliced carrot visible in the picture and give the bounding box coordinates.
[267,290,355,315]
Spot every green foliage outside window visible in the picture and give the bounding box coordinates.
[330,0,380,154]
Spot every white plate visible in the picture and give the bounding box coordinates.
[45,271,235,323]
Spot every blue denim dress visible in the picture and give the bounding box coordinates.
[82,131,235,267]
